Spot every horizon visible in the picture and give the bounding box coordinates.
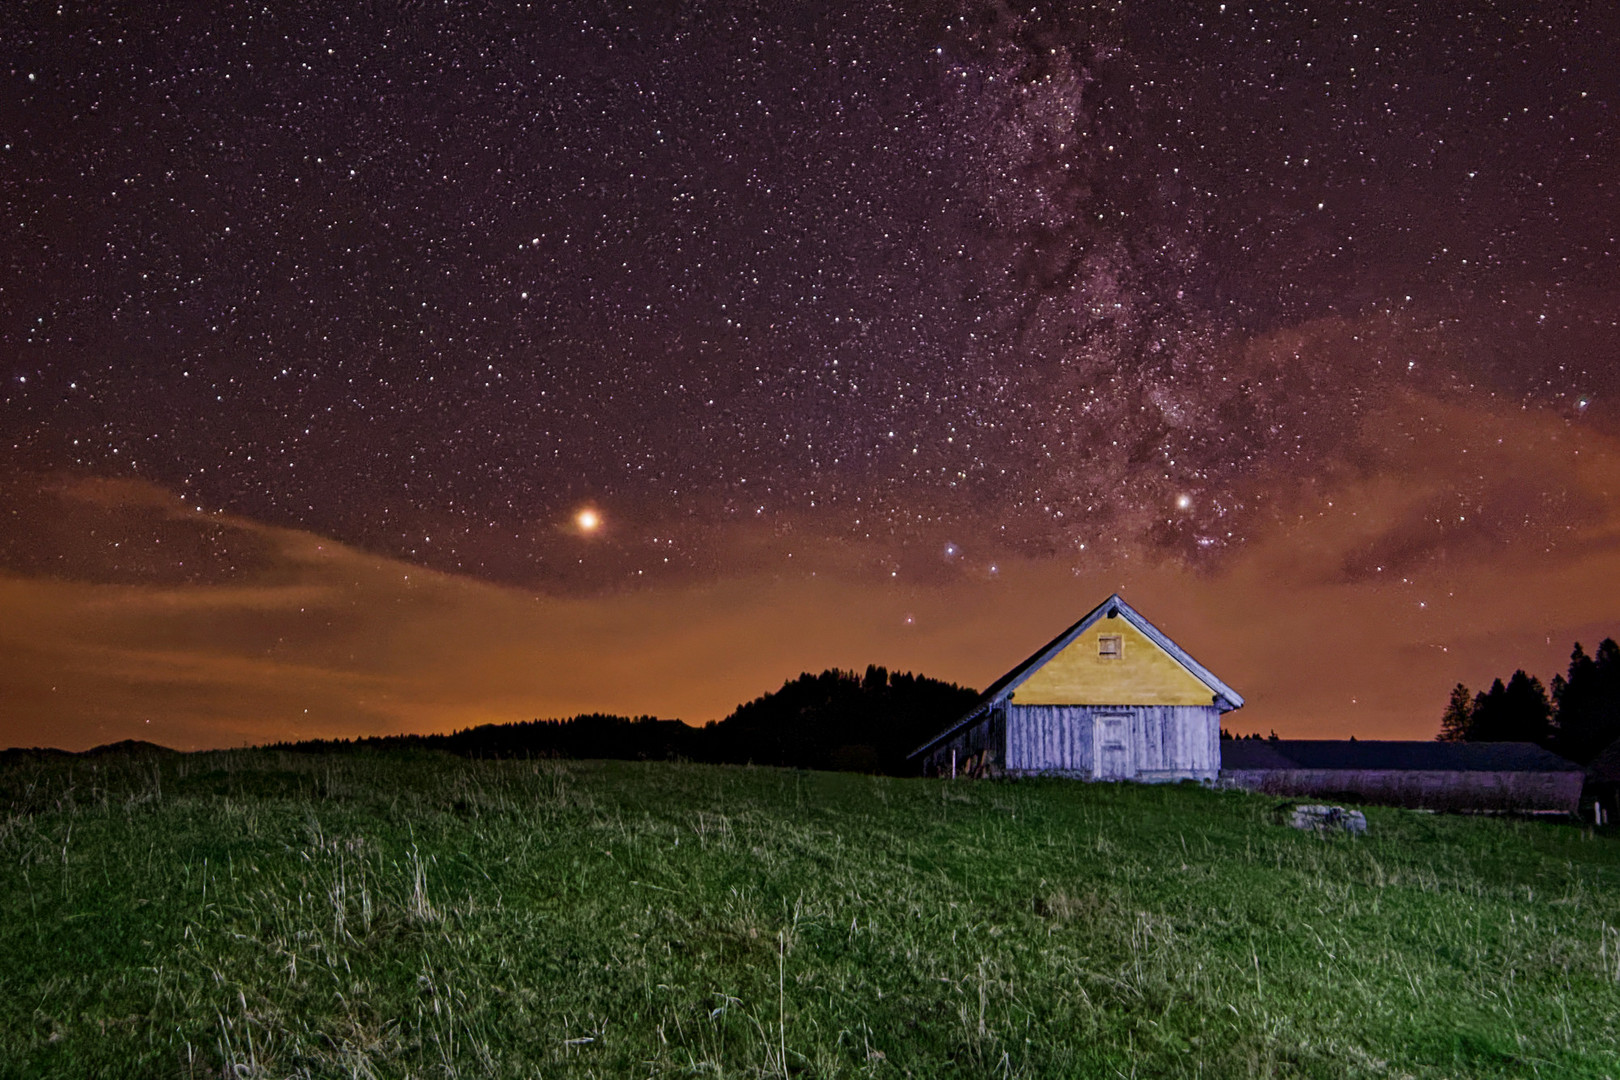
[6,471,1619,753]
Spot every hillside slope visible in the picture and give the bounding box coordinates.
[1,751,1617,1078]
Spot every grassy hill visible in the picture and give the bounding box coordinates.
[1,749,1618,1078]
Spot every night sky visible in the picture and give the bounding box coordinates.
[4,0,1619,750]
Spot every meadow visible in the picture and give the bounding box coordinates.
[1,748,1618,1079]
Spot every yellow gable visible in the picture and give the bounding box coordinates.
[1009,618,1216,706]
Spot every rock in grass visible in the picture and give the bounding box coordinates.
[1290,804,1368,834]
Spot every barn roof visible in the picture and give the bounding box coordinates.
[909,593,1242,760]
[1221,739,1582,773]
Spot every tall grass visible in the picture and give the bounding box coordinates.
[1,749,1617,1077]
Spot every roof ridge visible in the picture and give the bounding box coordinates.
[908,594,1241,760]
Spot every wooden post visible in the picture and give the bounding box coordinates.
[951,748,957,780]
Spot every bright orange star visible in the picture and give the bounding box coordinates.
[576,508,601,533]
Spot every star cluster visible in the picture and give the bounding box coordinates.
[3,0,1617,593]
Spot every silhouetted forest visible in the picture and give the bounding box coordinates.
[1439,637,1620,764]
[272,665,980,775]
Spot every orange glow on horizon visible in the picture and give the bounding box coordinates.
[4,387,1620,752]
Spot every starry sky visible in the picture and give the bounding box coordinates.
[3,0,1619,750]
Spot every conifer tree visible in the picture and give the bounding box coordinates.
[1556,638,1620,763]
[1467,672,1552,746]
[1437,683,1474,742]
[1440,635,1620,759]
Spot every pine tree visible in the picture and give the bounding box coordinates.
[1504,670,1554,746]
[1553,643,1599,761]
[1437,683,1475,742]
[1441,634,1620,759]
[1469,671,1552,745]
[1595,638,1620,758]
[1549,639,1620,763]
[1469,679,1507,740]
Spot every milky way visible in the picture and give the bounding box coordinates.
[4,0,1617,595]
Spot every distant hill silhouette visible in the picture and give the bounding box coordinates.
[704,665,979,774]
[266,665,979,775]
[274,714,705,762]
[0,738,178,765]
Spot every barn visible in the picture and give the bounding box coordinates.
[1220,739,1586,813]
[909,594,1243,781]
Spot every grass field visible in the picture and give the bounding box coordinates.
[1,749,1618,1078]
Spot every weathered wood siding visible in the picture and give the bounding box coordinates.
[1006,704,1219,780]
[919,706,1005,778]
[1222,768,1585,812]
[1007,705,1094,773]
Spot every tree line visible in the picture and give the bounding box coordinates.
[274,665,981,775]
[1438,638,1620,764]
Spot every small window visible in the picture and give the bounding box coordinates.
[1098,634,1123,659]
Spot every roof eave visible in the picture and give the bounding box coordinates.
[907,699,994,760]
[907,593,1245,758]
[1106,595,1245,709]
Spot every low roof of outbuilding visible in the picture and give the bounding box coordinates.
[1221,739,1582,773]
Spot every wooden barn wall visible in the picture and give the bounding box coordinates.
[1221,768,1585,812]
[920,707,1005,777]
[1006,705,1219,779]
[1007,705,1094,774]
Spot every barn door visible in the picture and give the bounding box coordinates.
[1093,713,1133,780]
